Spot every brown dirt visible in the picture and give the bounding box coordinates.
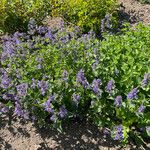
[0,116,136,150]
[118,0,150,25]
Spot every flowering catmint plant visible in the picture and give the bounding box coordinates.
[58,105,68,118]
[14,101,23,117]
[43,96,54,113]
[62,70,68,81]
[138,104,145,113]
[72,93,80,106]
[16,83,28,97]
[146,126,150,133]
[31,78,37,89]
[105,80,114,94]
[1,73,11,89]
[1,106,9,113]
[114,96,122,107]
[38,80,48,96]
[92,79,102,95]
[127,88,139,100]
[113,125,124,140]
[141,73,149,87]
[76,69,89,89]
[92,60,99,70]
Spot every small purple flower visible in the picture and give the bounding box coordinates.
[114,96,122,107]
[2,93,14,100]
[72,93,80,106]
[58,105,68,118]
[76,69,89,89]
[43,96,54,113]
[1,73,11,89]
[146,126,150,133]
[92,79,102,94]
[16,83,28,97]
[45,29,54,40]
[38,80,48,96]
[141,73,149,87]
[37,64,42,69]
[103,128,110,135]
[14,101,23,116]
[113,125,124,140]
[105,80,114,94]
[92,60,99,70]
[1,107,9,113]
[31,78,37,89]
[37,26,47,35]
[127,88,139,100]
[50,114,57,122]
[22,109,29,120]
[28,19,37,30]
[138,104,145,113]
[62,70,68,81]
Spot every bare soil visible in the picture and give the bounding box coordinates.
[119,0,150,25]
[0,116,138,150]
[0,1,150,150]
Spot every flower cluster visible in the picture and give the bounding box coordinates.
[43,96,54,113]
[138,104,145,113]
[38,80,48,96]
[114,96,122,107]
[0,72,11,89]
[92,78,102,95]
[127,88,139,100]
[113,125,124,140]
[76,69,89,89]
[105,80,114,94]
[16,83,28,97]
[141,73,149,87]
[58,105,68,118]
[72,93,80,106]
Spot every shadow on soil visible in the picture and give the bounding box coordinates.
[1,113,150,150]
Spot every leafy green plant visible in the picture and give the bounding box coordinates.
[51,0,118,33]
[137,0,150,4]
[0,0,51,33]
[0,22,150,145]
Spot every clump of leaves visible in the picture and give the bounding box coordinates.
[51,0,118,34]
[0,0,51,33]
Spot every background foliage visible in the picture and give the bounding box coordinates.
[0,0,51,33]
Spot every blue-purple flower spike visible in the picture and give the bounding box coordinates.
[146,126,150,133]
[38,80,48,96]
[142,73,149,87]
[114,96,122,107]
[76,69,89,89]
[73,93,80,106]
[43,96,54,113]
[62,70,68,81]
[92,79,102,94]
[58,105,68,118]
[113,125,124,140]
[105,80,114,94]
[1,73,11,89]
[138,104,145,113]
[16,83,28,97]
[127,88,139,100]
